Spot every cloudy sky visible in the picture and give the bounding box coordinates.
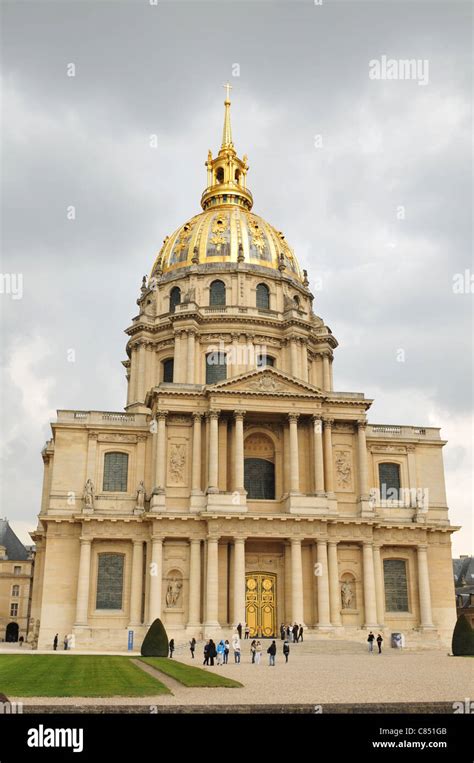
[1,0,472,556]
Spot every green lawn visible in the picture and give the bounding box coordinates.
[139,657,243,688]
[0,655,171,697]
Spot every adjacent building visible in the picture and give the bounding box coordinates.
[0,519,34,643]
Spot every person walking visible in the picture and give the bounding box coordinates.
[292,623,299,643]
[280,623,285,640]
[283,639,290,663]
[367,631,375,653]
[232,634,241,663]
[298,625,304,643]
[267,640,277,666]
[208,639,217,666]
[203,640,210,666]
[216,640,225,665]
[255,641,262,664]
[169,638,175,658]
[63,635,68,651]
[244,624,250,639]
[237,622,242,639]
[250,639,256,664]
[224,639,230,664]
[376,633,383,654]
[53,634,58,651]
[189,637,196,659]
[286,625,291,641]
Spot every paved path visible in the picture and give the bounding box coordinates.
[6,641,473,708]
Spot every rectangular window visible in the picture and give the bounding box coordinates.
[10,603,19,617]
[96,553,124,610]
[103,452,129,492]
[11,585,20,597]
[206,352,227,384]
[383,559,409,612]
[13,566,21,576]
[379,463,401,500]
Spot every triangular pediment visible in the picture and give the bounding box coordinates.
[207,368,324,397]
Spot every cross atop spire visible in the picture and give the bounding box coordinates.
[221,82,234,149]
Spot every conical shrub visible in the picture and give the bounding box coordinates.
[452,614,474,656]
[140,618,169,657]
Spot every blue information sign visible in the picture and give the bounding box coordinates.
[128,630,134,651]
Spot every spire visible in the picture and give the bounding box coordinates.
[221,82,234,149]
[201,86,253,211]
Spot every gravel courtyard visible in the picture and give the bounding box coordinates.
[5,640,473,709]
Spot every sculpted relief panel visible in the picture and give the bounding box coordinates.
[167,441,187,486]
[335,449,353,492]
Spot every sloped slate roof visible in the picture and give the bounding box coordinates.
[0,520,29,561]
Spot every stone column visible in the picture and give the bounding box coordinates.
[207,410,220,493]
[322,353,331,390]
[373,543,385,627]
[191,413,203,494]
[205,536,219,627]
[75,538,91,625]
[357,420,369,501]
[187,539,201,627]
[290,338,299,378]
[316,539,331,627]
[186,330,196,384]
[129,540,144,625]
[290,538,305,625]
[154,411,168,491]
[323,419,335,495]
[362,542,378,627]
[288,413,300,494]
[312,416,325,494]
[233,411,246,493]
[300,340,308,381]
[136,341,147,402]
[148,537,163,623]
[417,544,434,628]
[174,330,183,383]
[232,537,246,626]
[128,344,138,404]
[328,541,342,626]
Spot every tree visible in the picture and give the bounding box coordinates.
[452,614,474,656]
[140,618,169,657]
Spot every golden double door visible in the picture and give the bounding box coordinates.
[245,572,277,638]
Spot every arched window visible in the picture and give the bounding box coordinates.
[244,433,276,499]
[206,351,227,384]
[256,354,275,368]
[11,585,19,597]
[256,283,270,310]
[162,358,174,383]
[103,452,129,492]
[96,553,125,610]
[379,462,401,500]
[235,169,241,184]
[169,286,181,313]
[216,167,224,183]
[209,280,226,306]
[383,559,409,612]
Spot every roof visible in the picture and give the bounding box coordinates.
[453,556,474,587]
[0,519,30,561]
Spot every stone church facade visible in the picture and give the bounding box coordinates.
[31,91,457,650]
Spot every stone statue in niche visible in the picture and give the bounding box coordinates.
[83,479,95,512]
[169,444,186,483]
[341,581,354,609]
[135,481,146,510]
[166,578,183,608]
[335,451,352,489]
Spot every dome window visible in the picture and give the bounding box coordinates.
[256,354,275,368]
[162,358,174,383]
[206,352,227,384]
[209,280,226,306]
[216,167,224,184]
[169,286,181,313]
[256,283,270,310]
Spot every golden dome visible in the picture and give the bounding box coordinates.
[150,86,303,283]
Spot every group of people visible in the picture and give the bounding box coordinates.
[195,634,293,666]
[53,633,73,651]
[367,632,384,654]
[279,623,304,642]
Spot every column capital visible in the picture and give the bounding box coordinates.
[79,537,92,545]
[233,410,246,421]
[192,411,204,421]
[189,537,202,545]
[132,539,144,547]
[327,539,339,547]
[373,541,384,549]
[316,536,329,545]
[290,536,303,545]
[322,417,334,428]
[417,543,429,551]
[207,409,221,420]
[206,534,220,542]
[233,536,247,544]
[357,419,368,430]
[155,410,168,421]
[151,535,163,543]
[362,540,374,548]
[288,412,300,423]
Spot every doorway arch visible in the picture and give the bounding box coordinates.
[5,622,19,642]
